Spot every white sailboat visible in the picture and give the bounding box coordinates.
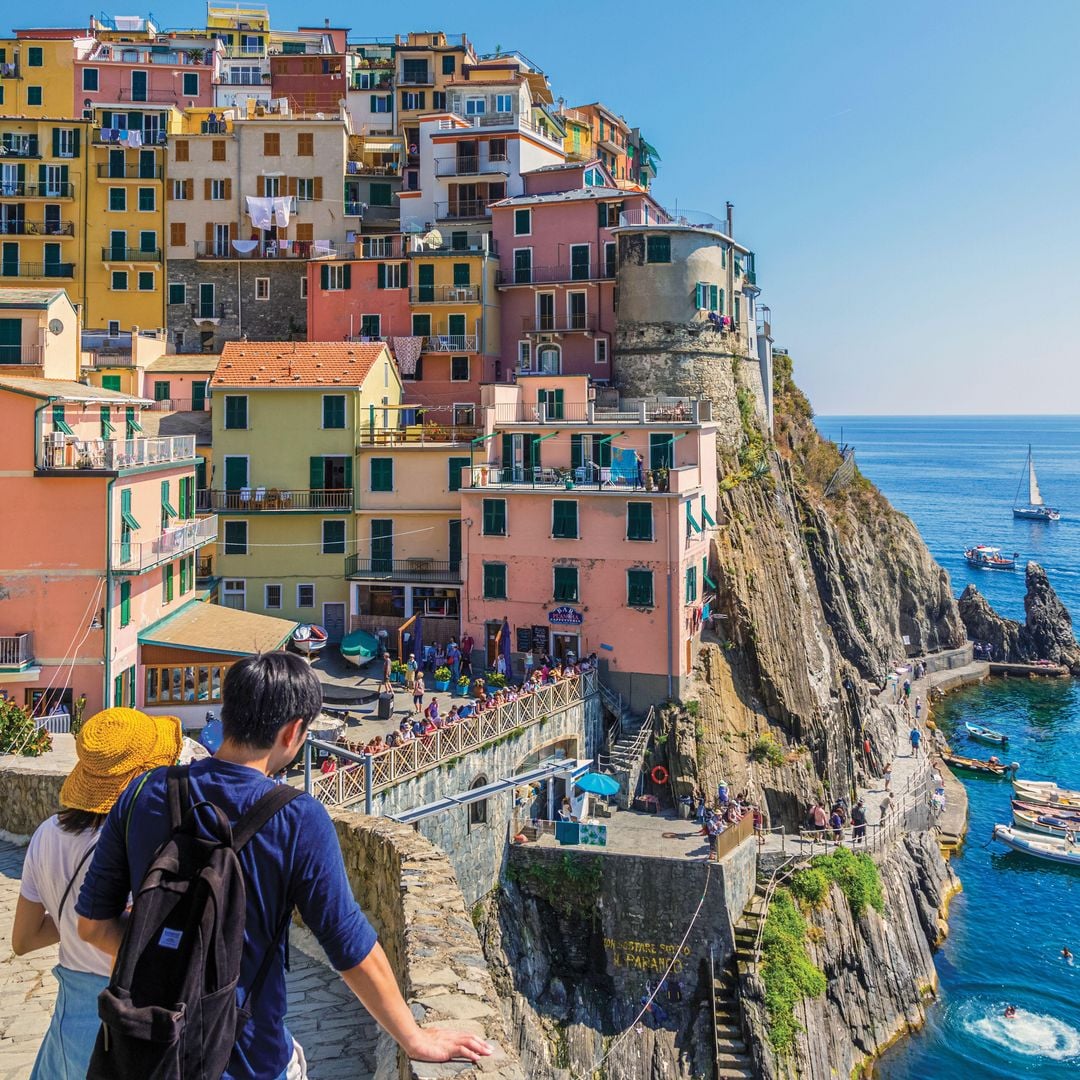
[1013,446,1060,521]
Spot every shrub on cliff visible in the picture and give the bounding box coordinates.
[750,733,786,768]
[810,847,885,919]
[761,887,826,1053]
[790,866,829,906]
[0,698,52,757]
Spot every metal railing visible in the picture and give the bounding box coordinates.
[441,114,562,147]
[398,69,433,85]
[0,221,74,236]
[423,334,478,352]
[113,88,193,104]
[0,344,43,366]
[409,284,480,304]
[0,182,75,198]
[81,352,137,368]
[112,515,219,573]
[491,401,591,423]
[145,398,207,412]
[358,236,403,258]
[0,138,38,156]
[96,163,163,179]
[344,556,461,583]
[192,239,333,260]
[0,263,75,278]
[38,434,197,472]
[434,155,511,177]
[307,669,597,808]
[94,131,168,147]
[101,247,162,261]
[406,233,496,256]
[208,488,353,511]
[190,302,226,320]
[435,200,495,220]
[0,633,34,668]
[521,314,598,333]
[497,264,614,286]
[470,464,648,491]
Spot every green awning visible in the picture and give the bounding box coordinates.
[597,431,625,445]
[704,574,717,589]
[54,419,74,435]
[121,510,141,530]
[471,431,499,444]
[127,417,144,433]
[161,497,178,518]
[535,431,559,443]
[686,503,701,534]
[101,418,114,435]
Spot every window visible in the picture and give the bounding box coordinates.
[695,282,708,310]
[686,565,698,603]
[111,270,128,291]
[432,91,446,110]
[401,91,425,111]
[264,584,282,610]
[27,86,42,106]
[162,563,174,603]
[119,580,131,627]
[56,129,76,158]
[604,241,617,277]
[223,520,248,555]
[465,97,485,116]
[212,140,226,162]
[552,500,578,539]
[320,263,350,291]
[442,54,456,75]
[553,566,579,602]
[649,433,674,470]
[468,774,488,828]
[320,395,346,429]
[138,271,154,291]
[322,520,346,555]
[370,94,392,113]
[709,284,719,312]
[109,188,126,211]
[145,663,229,705]
[482,498,506,536]
[495,94,513,113]
[627,502,654,541]
[171,179,188,201]
[182,72,199,96]
[627,569,654,607]
[376,262,405,288]
[450,356,469,382]
[447,456,470,493]
[83,68,99,91]
[209,179,227,200]
[224,396,248,429]
[370,458,393,491]
[222,580,245,610]
[297,132,314,156]
[255,276,269,300]
[595,338,608,366]
[359,314,380,337]
[646,235,671,263]
[263,132,280,155]
[411,313,431,337]
[483,563,506,600]
[514,208,531,236]
[138,187,155,212]
[297,584,315,609]
[174,139,189,162]
[452,262,471,286]
[369,182,392,206]
[100,406,114,437]
[517,341,531,370]
[299,276,307,299]
[28,47,43,67]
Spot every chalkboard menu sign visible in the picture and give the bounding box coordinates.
[532,624,549,652]
[516,627,532,653]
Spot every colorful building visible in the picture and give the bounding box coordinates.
[0,287,80,380]
[208,341,403,637]
[459,374,717,710]
[0,34,87,118]
[563,103,631,182]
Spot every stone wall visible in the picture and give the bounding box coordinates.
[0,764,65,839]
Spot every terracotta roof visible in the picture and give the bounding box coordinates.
[210,342,389,388]
[139,600,298,657]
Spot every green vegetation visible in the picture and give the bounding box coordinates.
[720,360,772,492]
[0,699,52,757]
[761,887,826,1052]
[750,732,786,768]
[808,848,885,919]
[684,699,700,718]
[789,866,829,906]
[507,853,603,918]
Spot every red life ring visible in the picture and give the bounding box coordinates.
[650,765,669,785]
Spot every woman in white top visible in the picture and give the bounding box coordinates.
[11,706,184,1080]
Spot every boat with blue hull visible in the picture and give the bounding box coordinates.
[964,545,1017,570]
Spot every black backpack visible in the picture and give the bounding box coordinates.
[88,766,301,1080]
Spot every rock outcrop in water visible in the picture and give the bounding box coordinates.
[958,562,1080,674]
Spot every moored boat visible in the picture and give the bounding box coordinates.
[964,545,1017,570]
[1013,779,1080,810]
[992,824,1080,867]
[292,623,328,654]
[965,721,1009,746]
[340,628,379,667]
[1013,446,1061,521]
[1012,797,1080,822]
[940,751,1016,777]
[1012,807,1078,838]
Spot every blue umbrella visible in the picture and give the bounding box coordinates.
[575,771,620,796]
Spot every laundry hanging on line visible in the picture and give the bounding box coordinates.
[246,195,292,230]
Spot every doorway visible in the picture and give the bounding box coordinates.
[485,621,502,668]
[551,633,579,663]
[322,602,346,642]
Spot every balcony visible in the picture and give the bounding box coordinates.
[423,334,478,352]
[0,344,43,366]
[38,434,197,472]
[435,200,494,221]
[0,221,75,237]
[358,423,478,446]
[0,262,76,279]
[102,247,162,262]
[357,236,405,258]
[94,130,169,147]
[345,161,400,177]
[190,301,226,324]
[438,115,563,148]
[488,397,710,426]
[497,264,614,286]
[345,555,460,584]
[0,632,34,672]
[405,232,496,256]
[434,156,511,178]
[81,351,137,368]
[145,398,208,412]
[200,121,230,134]
[521,314,598,334]
[409,284,480,304]
[0,182,75,199]
[192,240,337,260]
[221,44,268,58]
[398,69,433,85]
[616,206,732,235]
[96,163,164,179]
[0,138,39,157]
[0,61,21,79]
[207,488,353,512]
[112,515,219,574]
[113,88,193,104]
[344,200,365,216]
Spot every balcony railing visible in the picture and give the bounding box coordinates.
[345,556,460,583]
[94,130,169,147]
[102,247,162,262]
[358,237,404,258]
[0,221,75,237]
[439,114,562,147]
[112,515,219,574]
[344,162,399,176]
[0,139,38,157]
[244,194,299,215]
[193,239,331,260]
[435,200,494,221]
[398,69,433,85]
[191,302,226,321]
[81,351,137,368]
[409,284,480,304]
[113,88,193,104]
[0,344,44,366]
[38,434,197,472]
[145,398,208,412]
[0,183,75,198]
[497,264,614,286]
[434,155,511,178]
[423,334,478,352]
[0,633,34,669]
[521,314,598,333]
[357,424,479,446]
[0,262,76,279]
[207,488,353,512]
[96,163,163,179]
[471,464,649,491]
[487,397,710,426]
[344,200,365,216]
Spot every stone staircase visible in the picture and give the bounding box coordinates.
[601,704,654,809]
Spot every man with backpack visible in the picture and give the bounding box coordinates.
[76,651,491,1079]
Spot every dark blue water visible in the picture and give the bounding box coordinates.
[816,416,1080,1078]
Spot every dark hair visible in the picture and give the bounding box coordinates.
[57,808,107,833]
[220,652,323,749]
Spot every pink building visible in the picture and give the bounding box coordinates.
[490,161,660,383]
[459,374,717,710]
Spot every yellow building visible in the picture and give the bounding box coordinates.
[0,36,82,118]
[560,109,593,163]
[209,341,403,638]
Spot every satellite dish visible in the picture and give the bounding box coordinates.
[48,319,64,335]
[423,228,443,249]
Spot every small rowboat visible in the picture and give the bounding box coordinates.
[1013,780,1080,810]
[966,722,1009,746]
[940,751,1015,777]
[1012,798,1080,823]
[292,624,328,654]
[992,824,1080,867]
[1012,808,1079,838]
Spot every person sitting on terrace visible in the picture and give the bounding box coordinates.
[422,718,436,737]
[385,731,399,748]
[424,697,440,723]
[446,705,460,724]
[458,701,475,718]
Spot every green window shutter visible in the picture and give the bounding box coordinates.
[501,434,513,475]
[370,457,393,491]
[224,456,248,491]
[322,520,346,554]
[223,520,247,554]
[161,479,178,519]
[100,407,114,437]
[120,488,141,530]
[482,498,506,536]
[627,502,653,541]
[686,566,697,603]
[162,563,173,603]
[179,555,188,594]
[376,262,386,289]
[598,436,613,469]
[101,375,121,391]
[52,405,74,435]
[448,456,470,492]
[700,494,716,527]
[224,396,247,429]
[553,566,578,602]
[342,455,353,492]
[323,395,346,428]
[598,202,608,227]
[320,264,330,290]
[709,284,719,311]
[686,501,701,534]
[695,283,705,309]
[483,563,506,599]
[72,129,80,157]
[719,288,725,315]
[571,434,583,471]
[514,208,530,234]
[411,313,431,336]
[52,128,60,157]
[310,456,324,490]
[552,500,578,538]
[627,569,653,607]
[119,580,131,627]
[452,262,470,286]
[342,264,351,289]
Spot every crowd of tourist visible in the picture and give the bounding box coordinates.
[691,786,766,859]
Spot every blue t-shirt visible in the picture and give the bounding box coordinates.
[910,729,921,744]
[76,758,378,1079]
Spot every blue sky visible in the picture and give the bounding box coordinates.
[10,0,1080,414]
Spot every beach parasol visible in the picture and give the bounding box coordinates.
[574,772,621,796]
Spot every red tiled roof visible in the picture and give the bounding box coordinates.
[210,342,388,388]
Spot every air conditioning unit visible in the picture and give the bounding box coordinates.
[51,431,67,447]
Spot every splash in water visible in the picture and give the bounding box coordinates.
[967,1005,1080,1061]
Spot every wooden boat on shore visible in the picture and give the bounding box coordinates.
[292,624,328,654]
[964,545,1017,570]
[1013,780,1080,810]
[992,824,1080,867]
[966,722,1009,746]
[940,751,1016,777]
[1012,798,1080,822]
[1013,807,1079,838]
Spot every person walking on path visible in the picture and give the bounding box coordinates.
[412,671,425,716]
[406,654,418,692]
[380,651,393,695]
[75,653,491,1080]
[909,725,922,756]
[883,762,893,792]
[851,799,867,844]
[914,696,922,720]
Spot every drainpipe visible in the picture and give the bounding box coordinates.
[666,495,673,700]
[104,476,115,706]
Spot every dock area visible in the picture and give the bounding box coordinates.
[988,660,1069,678]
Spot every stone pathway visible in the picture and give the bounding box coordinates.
[0,841,378,1079]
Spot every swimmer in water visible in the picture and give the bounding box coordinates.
[1004,1004,1017,1019]
[1064,947,1074,962]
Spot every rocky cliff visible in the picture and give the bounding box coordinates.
[958,562,1080,673]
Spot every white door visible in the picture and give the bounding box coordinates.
[323,602,346,643]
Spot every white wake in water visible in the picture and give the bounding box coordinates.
[966,1006,1080,1061]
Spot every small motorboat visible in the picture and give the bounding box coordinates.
[992,824,1080,867]
[1012,808,1079,838]
[964,545,1017,570]
[1013,446,1061,521]
[1013,779,1080,810]
[940,751,1016,777]
[340,628,379,667]
[1012,797,1080,823]
[292,623,328,654]
[966,722,1009,746]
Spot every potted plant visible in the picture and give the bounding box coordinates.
[645,470,655,492]
[487,672,507,690]
[656,467,670,493]
[390,660,408,685]
[433,665,452,692]
[455,674,470,696]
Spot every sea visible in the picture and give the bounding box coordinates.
[814,416,1080,1079]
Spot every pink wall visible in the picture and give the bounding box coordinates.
[523,163,588,195]
[140,371,211,408]
[306,259,412,342]
[76,59,215,112]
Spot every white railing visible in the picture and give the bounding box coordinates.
[0,633,33,667]
[39,435,197,471]
[309,669,598,807]
[112,515,218,572]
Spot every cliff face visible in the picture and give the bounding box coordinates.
[959,562,1080,673]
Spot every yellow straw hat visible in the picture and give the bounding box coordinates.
[60,707,183,814]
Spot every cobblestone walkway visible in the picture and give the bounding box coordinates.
[0,841,378,1079]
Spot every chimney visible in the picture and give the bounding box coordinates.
[325,18,330,28]
[726,201,734,238]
